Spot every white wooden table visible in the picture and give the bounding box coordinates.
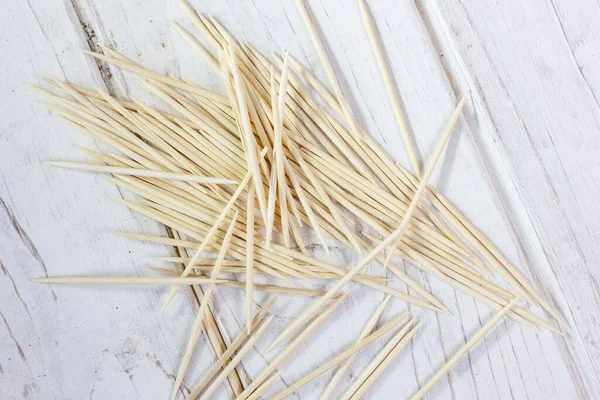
[1,0,599,399]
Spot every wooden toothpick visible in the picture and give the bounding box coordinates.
[271,313,411,400]
[410,298,519,400]
[358,0,421,177]
[236,295,347,400]
[347,321,422,400]
[383,93,468,268]
[186,295,279,400]
[171,211,239,400]
[321,294,392,400]
[47,161,236,184]
[245,182,255,334]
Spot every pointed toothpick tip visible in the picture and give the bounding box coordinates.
[264,341,278,353]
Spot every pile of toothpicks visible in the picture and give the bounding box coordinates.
[31,0,563,399]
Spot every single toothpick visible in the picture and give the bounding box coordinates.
[32,277,223,285]
[245,182,255,334]
[348,321,422,400]
[186,295,279,400]
[235,295,347,400]
[171,211,239,400]
[383,93,468,268]
[321,295,392,400]
[295,0,361,140]
[47,161,236,184]
[199,315,274,400]
[410,298,519,400]
[358,0,421,178]
[170,20,219,70]
[271,313,411,400]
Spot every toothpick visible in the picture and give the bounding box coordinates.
[85,51,228,104]
[383,93,468,268]
[295,0,361,140]
[186,295,279,400]
[358,0,421,177]
[171,211,239,400]
[175,0,221,50]
[200,315,274,400]
[271,313,411,400]
[170,20,219,70]
[321,295,392,400]
[410,298,519,400]
[47,161,236,184]
[32,277,223,285]
[246,182,255,334]
[347,321,422,400]
[235,295,346,400]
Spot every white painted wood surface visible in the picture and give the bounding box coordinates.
[1,0,599,398]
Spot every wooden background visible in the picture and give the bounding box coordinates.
[1,0,599,399]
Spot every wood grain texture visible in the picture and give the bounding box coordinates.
[1,0,598,399]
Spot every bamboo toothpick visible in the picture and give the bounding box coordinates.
[321,295,392,400]
[348,321,422,400]
[236,295,347,400]
[85,51,228,104]
[47,161,236,184]
[410,298,519,400]
[246,182,255,334]
[358,0,421,178]
[170,20,219,70]
[340,318,417,400]
[200,315,274,400]
[32,277,223,285]
[186,294,278,399]
[295,0,361,140]
[171,211,239,400]
[383,93,468,268]
[163,149,266,310]
[271,313,411,400]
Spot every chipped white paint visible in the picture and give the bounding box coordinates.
[1,0,599,399]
